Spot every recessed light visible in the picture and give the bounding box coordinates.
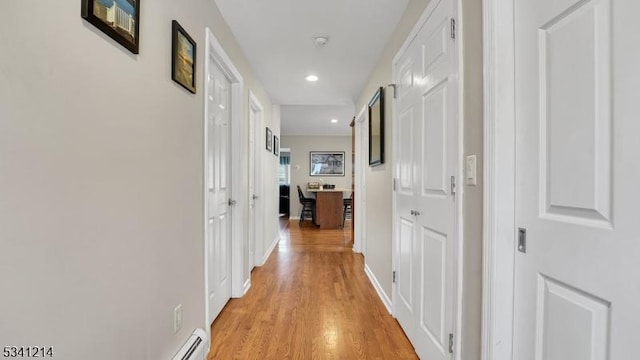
[331,119,338,124]
[305,75,319,82]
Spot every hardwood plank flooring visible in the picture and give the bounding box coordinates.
[208,219,418,359]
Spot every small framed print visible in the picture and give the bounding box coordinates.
[81,0,140,54]
[171,20,196,94]
[266,127,273,151]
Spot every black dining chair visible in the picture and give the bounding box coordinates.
[342,192,353,228]
[297,185,316,227]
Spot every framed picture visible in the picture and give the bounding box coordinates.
[368,87,385,166]
[273,136,279,156]
[172,20,196,94]
[266,127,273,151]
[82,0,140,54]
[309,151,345,176]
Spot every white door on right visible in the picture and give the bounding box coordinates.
[514,0,640,359]
[394,0,458,359]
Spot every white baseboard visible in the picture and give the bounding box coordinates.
[260,235,280,265]
[289,215,300,220]
[364,263,393,314]
[242,278,251,295]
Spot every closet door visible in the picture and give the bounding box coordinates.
[394,0,459,358]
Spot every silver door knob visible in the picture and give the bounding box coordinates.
[228,199,237,206]
[252,194,259,200]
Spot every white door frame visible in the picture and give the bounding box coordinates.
[353,104,367,254]
[480,0,516,359]
[248,91,264,268]
[390,0,465,357]
[203,28,246,340]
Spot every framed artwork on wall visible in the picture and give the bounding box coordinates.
[273,136,279,156]
[309,151,345,176]
[266,127,273,151]
[81,0,140,54]
[368,86,385,166]
[171,20,197,94]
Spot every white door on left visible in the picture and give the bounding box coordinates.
[205,57,232,325]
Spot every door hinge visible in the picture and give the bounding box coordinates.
[392,271,396,283]
[449,333,454,353]
[518,227,527,253]
[450,176,456,196]
[387,83,398,99]
[451,18,456,39]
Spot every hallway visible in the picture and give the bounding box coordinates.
[208,220,418,359]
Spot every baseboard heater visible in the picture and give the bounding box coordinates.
[172,329,208,360]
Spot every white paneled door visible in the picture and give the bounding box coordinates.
[394,0,458,358]
[205,57,232,325]
[513,0,640,358]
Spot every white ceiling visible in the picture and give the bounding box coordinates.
[281,105,355,136]
[215,0,409,133]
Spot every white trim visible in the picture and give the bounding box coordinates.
[242,278,251,296]
[453,1,465,358]
[204,28,246,307]
[364,264,393,314]
[260,235,280,266]
[481,0,516,359]
[353,104,368,255]
[248,91,264,269]
[289,215,301,220]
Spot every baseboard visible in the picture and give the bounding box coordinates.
[242,278,251,295]
[364,263,393,314]
[260,235,280,266]
[289,215,300,220]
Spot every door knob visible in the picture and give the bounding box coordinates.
[252,195,259,200]
[228,199,237,206]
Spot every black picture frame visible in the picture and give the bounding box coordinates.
[171,20,197,94]
[273,136,279,156]
[368,87,385,166]
[81,0,140,54]
[309,151,345,176]
[266,127,273,151]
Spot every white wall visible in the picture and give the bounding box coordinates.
[355,0,484,358]
[0,1,275,359]
[258,104,281,265]
[280,136,353,218]
[355,0,433,316]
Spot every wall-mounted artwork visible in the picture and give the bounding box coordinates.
[172,20,196,94]
[266,127,273,151]
[82,0,140,54]
[368,87,385,166]
[310,151,345,176]
[273,136,279,156]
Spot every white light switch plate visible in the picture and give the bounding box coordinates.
[465,155,477,186]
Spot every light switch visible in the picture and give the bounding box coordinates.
[465,155,477,186]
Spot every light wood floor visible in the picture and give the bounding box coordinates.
[208,218,418,359]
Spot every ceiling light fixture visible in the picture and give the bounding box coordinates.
[331,119,338,124]
[305,75,319,82]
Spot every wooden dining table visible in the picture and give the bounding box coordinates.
[306,188,350,229]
